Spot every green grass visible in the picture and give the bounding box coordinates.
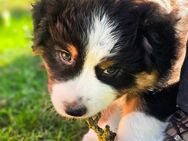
[0,10,87,141]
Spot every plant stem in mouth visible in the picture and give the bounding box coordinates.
[86,113,117,141]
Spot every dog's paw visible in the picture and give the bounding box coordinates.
[82,129,98,141]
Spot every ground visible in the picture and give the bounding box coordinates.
[0,2,87,141]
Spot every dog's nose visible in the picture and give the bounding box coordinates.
[65,103,87,117]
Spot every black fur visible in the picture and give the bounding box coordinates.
[32,0,179,120]
[143,83,179,121]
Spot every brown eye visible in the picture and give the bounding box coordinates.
[103,66,119,76]
[58,50,72,64]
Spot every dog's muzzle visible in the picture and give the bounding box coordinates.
[65,102,87,117]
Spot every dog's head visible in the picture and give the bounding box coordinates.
[32,0,178,118]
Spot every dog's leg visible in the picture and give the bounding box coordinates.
[116,112,167,141]
[82,129,99,141]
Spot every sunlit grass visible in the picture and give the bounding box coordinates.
[0,11,33,66]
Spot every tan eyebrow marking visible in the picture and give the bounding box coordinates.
[67,44,78,60]
[99,60,117,70]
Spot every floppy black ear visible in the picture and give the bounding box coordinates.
[32,1,45,32]
[32,0,48,51]
[32,0,63,50]
[138,3,178,78]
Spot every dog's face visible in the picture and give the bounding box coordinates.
[32,0,177,118]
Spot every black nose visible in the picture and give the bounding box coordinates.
[65,104,87,117]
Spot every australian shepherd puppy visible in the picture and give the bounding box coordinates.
[32,0,188,141]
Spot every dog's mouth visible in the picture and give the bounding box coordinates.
[51,89,117,119]
[51,96,104,119]
[63,108,102,119]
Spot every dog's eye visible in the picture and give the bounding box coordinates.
[103,66,119,76]
[58,50,72,64]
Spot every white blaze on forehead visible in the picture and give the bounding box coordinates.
[85,14,119,69]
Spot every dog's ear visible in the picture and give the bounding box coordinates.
[32,0,64,54]
[138,3,178,78]
[32,0,45,33]
[32,0,48,54]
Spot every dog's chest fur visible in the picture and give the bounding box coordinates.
[97,84,179,141]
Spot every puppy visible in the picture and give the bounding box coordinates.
[32,0,188,141]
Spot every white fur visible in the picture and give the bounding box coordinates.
[82,111,167,141]
[176,0,188,38]
[100,107,121,132]
[99,96,126,132]
[116,112,167,141]
[87,14,119,61]
[82,129,98,141]
[51,13,120,118]
[177,0,188,18]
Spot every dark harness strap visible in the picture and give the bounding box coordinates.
[165,42,188,141]
[165,109,188,141]
[177,42,188,115]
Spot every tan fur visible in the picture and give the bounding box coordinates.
[98,95,141,125]
[32,46,44,56]
[98,96,126,126]
[167,0,188,85]
[43,60,55,92]
[122,96,141,116]
[98,60,117,70]
[135,70,159,91]
[67,44,78,61]
[121,70,159,95]
[99,103,117,124]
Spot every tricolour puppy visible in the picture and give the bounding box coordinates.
[32,0,188,141]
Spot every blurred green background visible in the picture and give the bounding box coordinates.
[0,0,86,140]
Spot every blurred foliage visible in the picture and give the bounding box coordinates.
[0,0,35,12]
[0,12,32,66]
